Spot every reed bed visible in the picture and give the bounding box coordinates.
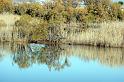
[66,21,124,47]
[0,13,20,26]
[0,20,6,27]
[0,13,20,42]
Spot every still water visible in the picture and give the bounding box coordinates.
[0,42,124,82]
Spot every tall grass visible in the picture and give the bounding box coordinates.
[0,13,20,42]
[0,13,20,26]
[0,20,6,27]
[66,21,124,47]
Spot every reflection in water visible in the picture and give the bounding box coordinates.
[0,42,124,71]
[65,45,124,67]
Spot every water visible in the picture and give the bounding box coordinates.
[0,42,124,82]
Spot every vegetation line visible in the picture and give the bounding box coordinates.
[1,0,124,47]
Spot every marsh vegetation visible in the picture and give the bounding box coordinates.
[1,0,124,47]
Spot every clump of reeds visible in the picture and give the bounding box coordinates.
[0,13,20,42]
[0,20,6,27]
[0,13,20,26]
[66,21,124,47]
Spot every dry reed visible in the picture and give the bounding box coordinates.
[66,21,124,47]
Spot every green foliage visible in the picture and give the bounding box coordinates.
[15,15,48,40]
[0,0,124,23]
[11,0,124,23]
[110,2,124,20]
[14,4,28,15]
[84,13,95,23]
[13,0,124,42]
[74,8,88,22]
[14,3,43,17]
[15,15,33,39]
[84,0,112,22]
[32,20,48,40]
[15,15,32,27]
[1,0,124,42]
[118,1,124,5]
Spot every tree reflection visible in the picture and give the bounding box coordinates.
[0,42,124,71]
[37,45,70,71]
[11,43,70,70]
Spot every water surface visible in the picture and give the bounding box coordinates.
[0,43,124,82]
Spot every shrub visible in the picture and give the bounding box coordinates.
[14,3,43,17]
[0,0,13,13]
[15,15,48,40]
[32,20,48,40]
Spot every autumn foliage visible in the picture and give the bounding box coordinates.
[0,0,124,23]
[0,0,12,13]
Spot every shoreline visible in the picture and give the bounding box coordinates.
[1,40,123,48]
[0,14,124,48]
